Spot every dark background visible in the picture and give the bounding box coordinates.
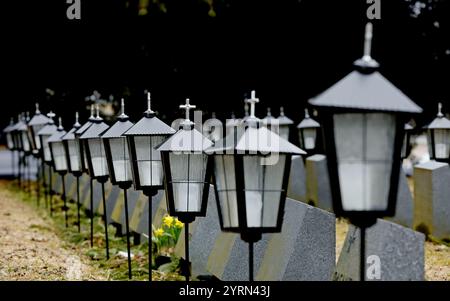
[1,0,449,128]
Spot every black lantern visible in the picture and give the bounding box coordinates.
[3,118,17,180]
[309,23,422,281]
[37,112,58,213]
[61,112,83,232]
[102,99,135,279]
[206,90,306,281]
[225,112,241,138]
[11,114,25,188]
[157,99,214,281]
[124,92,175,281]
[297,108,321,154]
[17,112,33,195]
[425,103,450,163]
[80,105,111,259]
[48,118,69,227]
[401,123,414,160]
[28,103,51,206]
[261,107,277,133]
[277,107,294,141]
[74,104,97,247]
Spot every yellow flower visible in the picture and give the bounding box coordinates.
[175,219,184,228]
[163,216,174,227]
[154,228,164,237]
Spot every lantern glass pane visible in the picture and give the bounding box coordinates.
[88,138,108,177]
[134,136,165,186]
[278,126,290,141]
[109,138,132,182]
[214,155,239,228]
[299,128,317,150]
[32,125,45,149]
[52,142,67,171]
[169,153,207,213]
[430,129,450,160]
[68,140,81,172]
[21,131,31,152]
[243,155,285,228]
[333,113,396,211]
[41,135,52,162]
[6,133,14,149]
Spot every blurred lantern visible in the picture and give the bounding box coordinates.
[206,90,306,281]
[3,118,17,182]
[17,112,33,196]
[309,23,422,280]
[202,112,223,142]
[61,112,83,232]
[102,98,135,279]
[124,92,175,281]
[157,99,214,281]
[425,103,450,163]
[277,107,294,141]
[297,108,321,154]
[80,105,111,259]
[262,107,277,133]
[48,118,69,227]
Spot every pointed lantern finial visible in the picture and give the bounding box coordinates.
[35,103,41,115]
[57,117,63,131]
[280,106,285,117]
[118,98,129,120]
[354,22,379,71]
[437,102,443,118]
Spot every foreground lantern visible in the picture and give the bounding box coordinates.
[102,99,134,279]
[277,107,294,141]
[425,103,450,163]
[297,108,320,154]
[206,90,305,281]
[158,99,213,281]
[80,105,111,259]
[61,112,83,231]
[309,23,422,281]
[124,92,175,281]
[48,118,69,227]
[37,111,58,213]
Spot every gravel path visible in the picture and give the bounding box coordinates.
[0,181,106,280]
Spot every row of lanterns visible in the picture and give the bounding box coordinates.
[4,22,445,281]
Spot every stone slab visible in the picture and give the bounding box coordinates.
[305,155,333,212]
[286,155,306,202]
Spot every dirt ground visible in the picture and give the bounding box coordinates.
[0,181,106,280]
[335,219,450,281]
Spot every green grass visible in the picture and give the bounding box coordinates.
[9,180,185,281]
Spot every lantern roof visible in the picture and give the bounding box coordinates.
[277,107,294,126]
[425,103,450,129]
[102,120,134,139]
[309,23,422,114]
[38,111,58,136]
[297,109,320,129]
[3,118,15,133]
[156,128,213,152]
[47,118,66,143]
[75,105,96,136]
[79,105,109,139]
[404,123,414,130]
[15,114,29,132]
[28,103,50,126]
[261,108,277,125]
[62,112,82,141]
[124,93,175,136]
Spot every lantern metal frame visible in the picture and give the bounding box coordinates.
[123,92,175,281]
[277,106,294,141]
[48,118,69,227]
[79,105,111,260]
[101,99,134,279]
[425,103,450,163]
[401,123,414,160]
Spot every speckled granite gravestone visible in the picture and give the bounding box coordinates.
[129,189,165,237]
[386,168,413,228]
[413,161,450,240]
[334,219,424,281]
[287,155,306,202]
[305,155,333,212]
[111,188,141,229]
[190,198,336,281]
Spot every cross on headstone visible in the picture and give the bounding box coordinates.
[245,90,259,118]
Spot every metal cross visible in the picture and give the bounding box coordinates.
[180,98,196,122]
[245,90,259,118]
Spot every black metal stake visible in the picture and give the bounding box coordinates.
[185,222,190,282]
[101,182,110,260]
[11,150,15,179]
[249,241,254,282]
[360,226,366,282]
[89,178,94,247]
[76,176,81,232]
[123,188,132,279]
[36,158,40,207]
[43,162,48,209]
[62,174,68,228]
[18,152,22,188]
[49,167,53,216]
[148,193,152,282]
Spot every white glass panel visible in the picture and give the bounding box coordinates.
[67,140,81,172]
[261,155,285,227]
[169,153,207,213]
[88,138,108,177]
[109,138,132,182]
[134,136,165,187]
[6,133,14,149]
[333,113,396,211]
[214,155,238,228]
[21,132,30,152]
[52,142,67,171]
[42,135,52,162]
[278,126,290,141]
[243,156,263,227]
[33,125,45,149]
[302,128,317,150]
[433,129,450,159]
